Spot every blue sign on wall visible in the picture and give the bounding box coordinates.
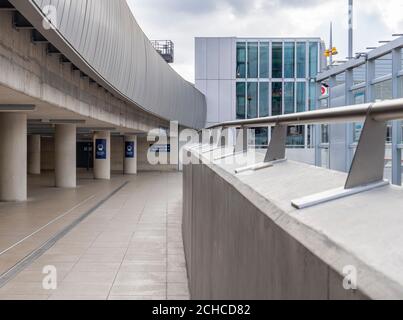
[95,139,107,160]
[125,141,135,158]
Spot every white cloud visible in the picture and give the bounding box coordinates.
[127,0,403,82]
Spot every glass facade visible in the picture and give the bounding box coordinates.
[259,82,269,117]
[236,42,246,78]
[272,42,283,79]
[247,82,258,119]
[253,128,269,147]
[272,82,282,116]
[260,42,269,78]
[247,42,258,78]
[234,39,321,147]
[309,42,318,78]
[286,126,305,147]
[308,82,316,111]
[296,82,306,112]
[284,42,295,78]
[236,82,246,119]
[284,82,295,114]
[296,42,306,78]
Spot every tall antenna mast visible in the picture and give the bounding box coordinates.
[330,22,333,65]
[348,0,354,59]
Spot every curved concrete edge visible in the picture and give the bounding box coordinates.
[182,147,403,300]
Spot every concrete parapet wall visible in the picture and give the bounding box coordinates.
[182,147,403,300]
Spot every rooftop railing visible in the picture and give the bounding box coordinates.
[204,98,403,209]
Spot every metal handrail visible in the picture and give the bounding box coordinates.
[207,98,403,129]
[202,98,403,209]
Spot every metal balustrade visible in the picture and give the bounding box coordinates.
[203,98,403,209]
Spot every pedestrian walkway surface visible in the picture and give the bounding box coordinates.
[0,171,189,300]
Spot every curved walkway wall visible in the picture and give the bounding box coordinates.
[11,0,206,129]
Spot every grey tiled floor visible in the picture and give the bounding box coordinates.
[0,172,189,300]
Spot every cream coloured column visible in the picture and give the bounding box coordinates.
[28,135,41,175]
[124,135,137,175]
[55,124,77,188]
[93,131,111,180]
[0,113,27,201]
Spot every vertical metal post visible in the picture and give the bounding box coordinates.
[392,48,402,186]
[264,125,287,162]
[314,82,323,167]
[345,69,354,168]
[234,127,248,154]
[365,59,375,103]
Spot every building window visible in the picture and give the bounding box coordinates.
[272,82,282,116]
[321,125,329,144]
[259,82,269,117]
[309,42,318,78]
[236,42,246,78]
[374,79,393,101]
[284,82,295,114]
[296,42,306,78]
[236,82,246,119]
[260,42,269,78]
[287,126,305,148]
[284,42,295,78]
[247,82,258,119]
[253,128,269,147]
[272,42,283,79]
[247,42,258,78]
[308,82,316,111]
[296,82,306,112]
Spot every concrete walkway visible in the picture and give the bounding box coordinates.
[0,172,189,300]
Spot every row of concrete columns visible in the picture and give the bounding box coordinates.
[0,113,137,202]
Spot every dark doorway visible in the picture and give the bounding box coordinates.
[77,142,93,170]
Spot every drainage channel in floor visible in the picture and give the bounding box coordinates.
[0,181,129,288]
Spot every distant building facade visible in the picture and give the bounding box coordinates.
[195,37,326,148]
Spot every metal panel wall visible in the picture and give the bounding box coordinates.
[13,0,206,129]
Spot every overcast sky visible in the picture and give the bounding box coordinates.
[127,0,403,83]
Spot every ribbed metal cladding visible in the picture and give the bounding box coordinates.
[13,0,206,129]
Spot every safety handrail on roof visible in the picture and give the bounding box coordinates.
[202,98,403,209]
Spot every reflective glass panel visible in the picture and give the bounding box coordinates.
[309,42,318,78]
[272,82,282,116]
[374,79,392,100]
[260,42,269,78]
[236,42,246,78]
[287,126,305,147]
[247,42,258,78]
[259,82,269,117]
[284,42,295,78]
[236,82,246,119]
[296,82,306,112]
[284,82,295,114]
[296,42,306,78]
[309,82,316,110]
[272,42,283,78]
[247,82,258,119]
[254,128,269,147]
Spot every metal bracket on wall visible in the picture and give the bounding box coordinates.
[234,124,287,173]
[292,106,389,209]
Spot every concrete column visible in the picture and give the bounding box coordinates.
[28,135,41,175]
[55,124,76,188]
[0,113,27,201]
[93,131,111,180]
[124,135,137,175]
